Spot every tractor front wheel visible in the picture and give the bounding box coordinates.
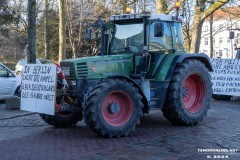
[39,98,83,128]
[162,60,212,125]
[84,79,143,137]
[39,108,82,128]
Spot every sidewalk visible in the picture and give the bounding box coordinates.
[0,100,34,120]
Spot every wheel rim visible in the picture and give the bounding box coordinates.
[55,104,74,118]
[102,91,133,127]
[182,74,205,113]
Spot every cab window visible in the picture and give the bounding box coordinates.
[110,23,144,54]
[173,22,185,51]
[149,22,173,52]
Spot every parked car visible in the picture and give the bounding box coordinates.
[15,59,41,76]
[0,63,21,100]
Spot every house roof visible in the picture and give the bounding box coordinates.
[212,6,240,20]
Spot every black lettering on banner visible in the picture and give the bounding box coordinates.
[22,92,29,98]
[211,58,240,96]
[44,94,54,101]
[21,65,55,102]
[24,66,30,74]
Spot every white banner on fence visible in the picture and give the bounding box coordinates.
[20,64,57,115]
[210,58,240,96]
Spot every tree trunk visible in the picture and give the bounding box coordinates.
[209,13,214,58]
[143,0,146,11]
[133,0,136,13]
[190,5,203,53]
[27,0,36,63]
[122,0,128,13]
[58,0,66,63]
[44,0,50,59]
[156,0,167,13]
[77,0,83,57]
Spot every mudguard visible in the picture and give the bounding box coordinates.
[165,53,213,81]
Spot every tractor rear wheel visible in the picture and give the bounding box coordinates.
[84,79,143,137]
[212,94,232,101]
[162,60,212,125]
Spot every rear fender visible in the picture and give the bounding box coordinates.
[176,54,213,71]
[153,54,213,109]
[165,53,213,81]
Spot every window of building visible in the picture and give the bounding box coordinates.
[219,50,223,57]
[203,49,208,54]
[235,23,239,29]
[205,25,209,32]
[236,39,239,45]
[237,33,240,38]
[227,38,230,43]
[204,37,209,45]
[219,37,223,44]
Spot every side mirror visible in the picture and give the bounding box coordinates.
[154,22,164,37]
[85,27,92,40]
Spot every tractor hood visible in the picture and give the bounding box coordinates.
[60,54,133,80]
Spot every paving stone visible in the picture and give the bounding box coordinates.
[0,99,239,159]
[5,96,20,110]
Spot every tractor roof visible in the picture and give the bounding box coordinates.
[150,14,175,21]
[109,13,178,23]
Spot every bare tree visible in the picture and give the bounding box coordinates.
[27,0,37,63]
[44,0,50,59]
[58,0,66,63]
[190,0,230,53]
[156,0,168,13]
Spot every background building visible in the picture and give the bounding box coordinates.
[199,7,240,58]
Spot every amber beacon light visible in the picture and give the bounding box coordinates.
[175,1,181,8]
[126,7,131,14]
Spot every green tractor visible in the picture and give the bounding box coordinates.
[40,12,213,137]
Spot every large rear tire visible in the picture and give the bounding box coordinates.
[212,94,232,101]
[162,60,212,125]
[84,79,143,137]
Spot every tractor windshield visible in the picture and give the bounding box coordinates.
[110,23,143,54]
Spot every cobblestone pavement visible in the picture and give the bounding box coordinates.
[0,99,239,160]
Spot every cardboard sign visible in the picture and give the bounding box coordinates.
[210,58,240,96]
[20,64,57,115]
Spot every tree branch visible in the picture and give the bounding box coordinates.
[201,0,230,21]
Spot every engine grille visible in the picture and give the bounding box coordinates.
[76,62,88,79]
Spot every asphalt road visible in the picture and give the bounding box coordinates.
[0,99,239,160]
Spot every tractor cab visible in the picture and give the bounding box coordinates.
[108,13,185,55]
[89,12,186,77]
